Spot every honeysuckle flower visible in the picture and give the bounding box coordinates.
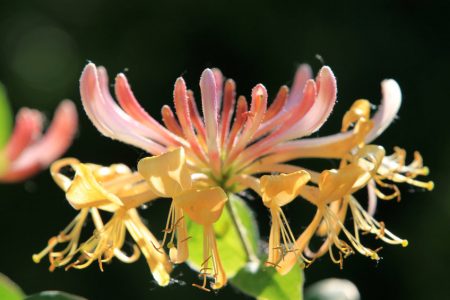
[174,187,228,291]
[33,158,172,286]
[0,100,78,182]
[77,62,337,286]
[137,147,192,264]
[259,170,310,268]
[138,147,228,290]
[79,62,337,186]
[35,60,433,293]
[263,82,433,274]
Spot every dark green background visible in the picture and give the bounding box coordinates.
[0,0,449,299]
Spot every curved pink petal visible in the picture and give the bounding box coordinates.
[187,90,206,143]
[235,80,315,165]
[285,64,312,110]
[365,79,402,143]
[80,63,165,154]
[254,65,312,140]
[0,100,77,182]
[5,108,43,161]
[200,69,220,172]
[161,105,183,137]
[284,66,337,140]
[226,96,248,153]
[114,73,183,146]
[173,77,207,163]
[97,67,172,146]
[251,86,288,142]
[219,79,236,147]
[212,68,223,109]
[227,84,268,163]
[263,85,288,122]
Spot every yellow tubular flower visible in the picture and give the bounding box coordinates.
[174,187,228,291]
[137,148,191,264]
[259,171,310,269]
[138,148,229,291]
[33,158,172,287]
[277,161,371,275]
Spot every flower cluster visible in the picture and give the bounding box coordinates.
[34,62,433,290]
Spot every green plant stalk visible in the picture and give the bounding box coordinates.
[225,194,259,265]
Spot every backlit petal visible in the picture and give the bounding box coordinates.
[260,170,310,207]
[173,187,227,225]
[138,147,192,197]
[365,79,402,142]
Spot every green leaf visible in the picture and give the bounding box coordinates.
[25,291,87,300]
[0,83,13,148]
[231,260,303,300]
[305,278,360,300]
[0,273,25,300]
[186,193,260,277]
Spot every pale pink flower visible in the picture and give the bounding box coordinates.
[0,100,78,182]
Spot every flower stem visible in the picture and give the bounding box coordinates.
[225,195,259,265]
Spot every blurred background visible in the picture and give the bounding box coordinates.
[0,0,449,299]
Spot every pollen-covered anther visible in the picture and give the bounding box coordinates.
[375,221,386,239]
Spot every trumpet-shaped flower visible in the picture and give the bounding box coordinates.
[138,148,192,264]
[33,158,172,286]
[35,61,433,292]
[259,171,310,268]
[138,147,228,290]
[0,99,78,182]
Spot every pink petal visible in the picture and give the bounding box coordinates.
[283,66,337,140]
[226,96,248,153]
[239,120,372,174]
[235,81,315,165]
[252,86,289,141]
[80,63,165,154]
[5,108,43,161]
[365,79,402,143]
[173,77,207,163]
[212,68,224,110]
[187,90,206,143]
[285,64,312,110]
[200,69,220,172]
[254,64,312,139]
[97,67,171,145]
[161,105,184,137]
[219,79,236,147]
[114,73,182,146]
[0,100,77,182]
[227,84,267,163]
[263,85,288,122]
